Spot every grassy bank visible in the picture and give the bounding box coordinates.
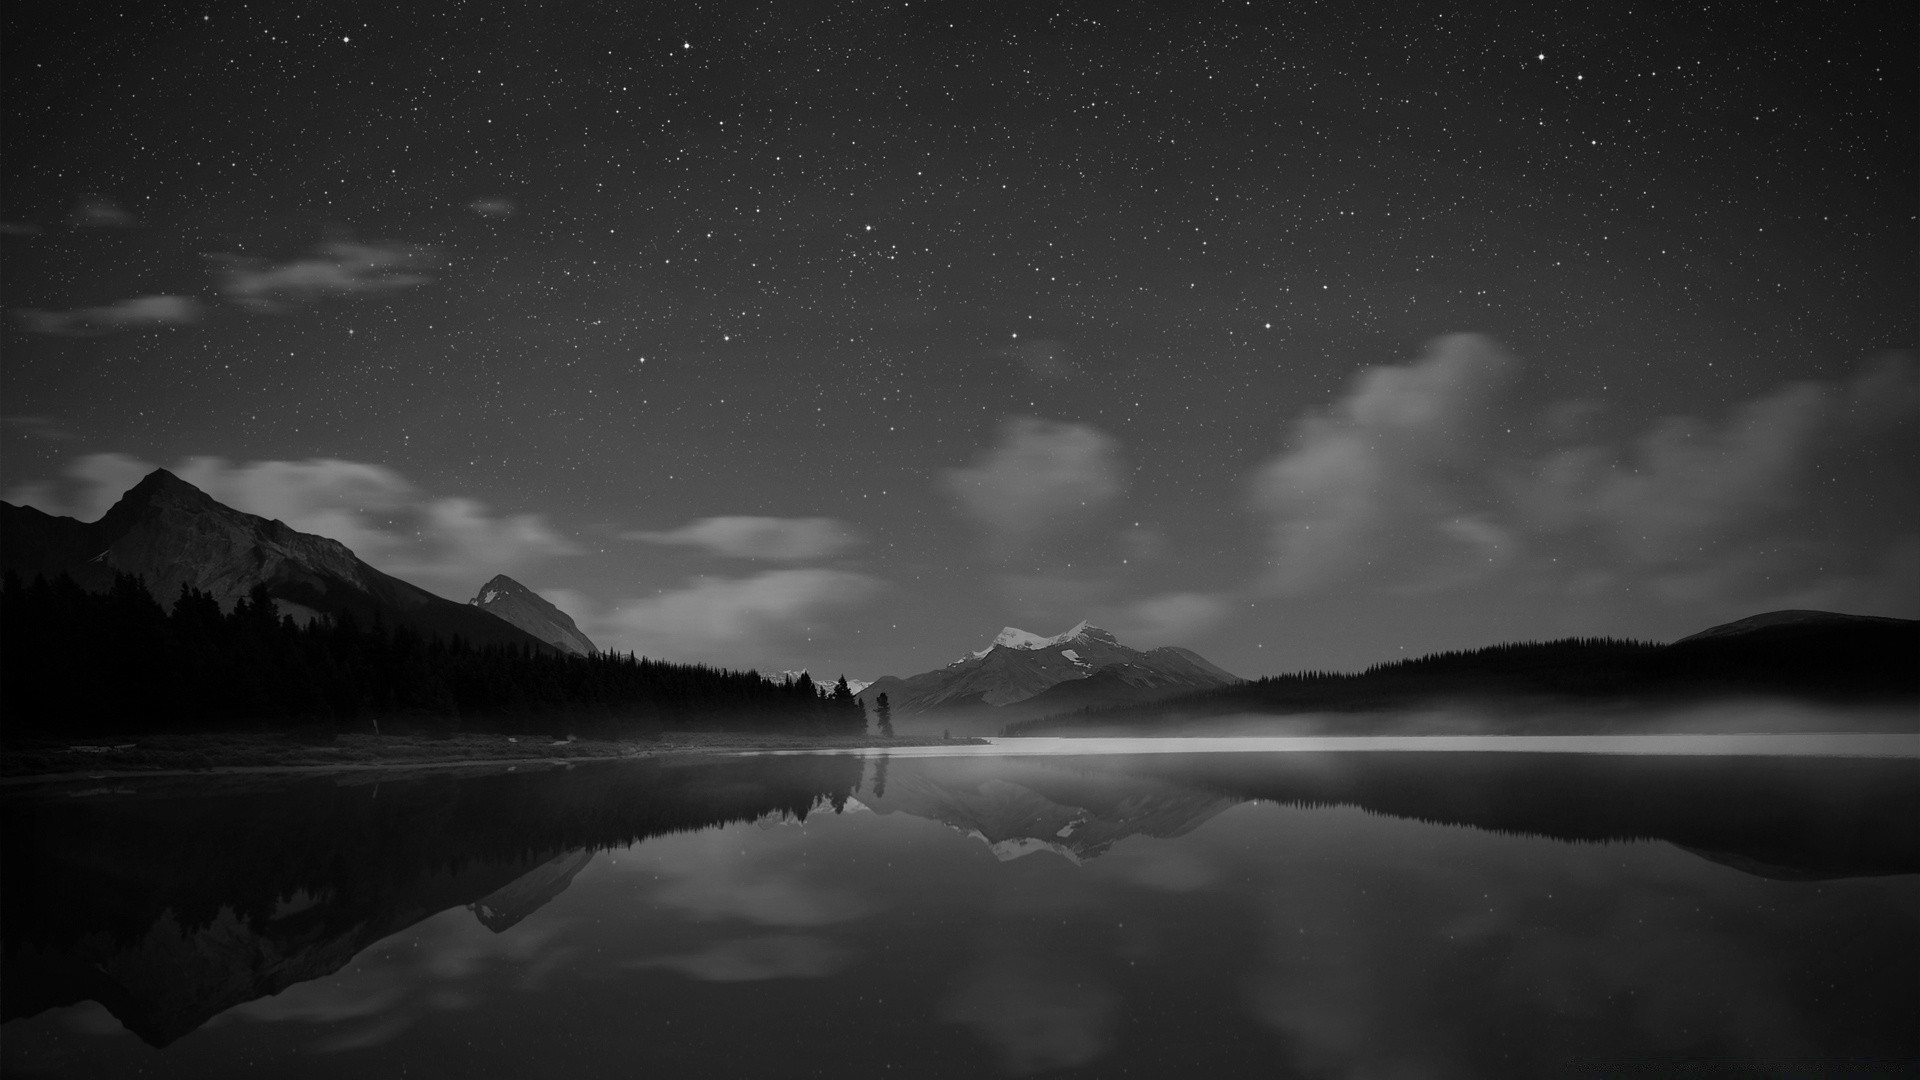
[0,730,986,783]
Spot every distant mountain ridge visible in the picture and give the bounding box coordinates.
[858,621,1239,732]
[470,574,597,656]
[1010,609,1920,736]
[0,469,551,653]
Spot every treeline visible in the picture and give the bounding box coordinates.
[1008,626,1920,734]
[0,572,867,737]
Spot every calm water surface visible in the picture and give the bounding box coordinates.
[3,744,1916,1077]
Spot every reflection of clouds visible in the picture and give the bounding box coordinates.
[939,952,1119,1075]
[629,935,850,982]
[220,906,579,1055]
[1236,815,1829,1077]
[638,831,874,927]
[1106,844,1219,893]
[231,981,404,1024]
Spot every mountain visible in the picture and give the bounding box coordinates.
[470,574,597,656]
[1010,609,1920,736]
[0,469,550,652]
[858,621,1239,733]
[1675,609,1916,643]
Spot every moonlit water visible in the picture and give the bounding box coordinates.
[764,733,1920,758]
[3,749,1915,1077]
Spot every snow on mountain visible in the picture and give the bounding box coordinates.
[860,619,1240,731]
[972,619,1097,658]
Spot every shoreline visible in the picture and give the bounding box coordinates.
[0,732,987,787]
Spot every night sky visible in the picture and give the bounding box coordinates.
[3,1,1915,682]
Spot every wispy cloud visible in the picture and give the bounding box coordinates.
[209,240,442,311]
[71,196,136,228]
[1246,336,1920,615]
[625,516,862,561]
[591,569,882,667]
[945,416,1127,557]
[14,294,201,336]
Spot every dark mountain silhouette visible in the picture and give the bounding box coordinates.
[470,573,597,656]
[859,621,1239,734]
[1675,609,1917,643]
[0,469,549,652]
[1009,611,1920,735]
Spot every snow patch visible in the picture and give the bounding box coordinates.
[973,620,1103,657]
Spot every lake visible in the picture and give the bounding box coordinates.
[3,739,1916,1077]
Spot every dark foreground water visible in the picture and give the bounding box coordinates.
[3,745,1916,1078]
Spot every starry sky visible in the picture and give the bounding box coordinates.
[3,1,1915,682]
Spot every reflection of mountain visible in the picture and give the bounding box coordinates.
[862,758,1235,863]
[0,755,861,1047]
[1068,751,1920,880]
[469,848,597,932]
[4,849,583,1048]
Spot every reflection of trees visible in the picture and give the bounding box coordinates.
[1064,752,1920,879]
[0,755,863,1046]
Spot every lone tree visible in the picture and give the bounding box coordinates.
[874,692,893,737]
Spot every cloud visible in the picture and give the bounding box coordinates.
[0,221,41,236]
[625,516,862,560]
[945,416,1127,556]
[72,196,136,227]
[210,240,442,311]
[1104,591,1234,646]
[4,452,155,521]
[593,569,881,666]
[1247,338,1920,615]
[14,294,201,336]
[7,454,577,597]
[1248,333,1521,594]
[628,935,851,982]
[468,197,516,218]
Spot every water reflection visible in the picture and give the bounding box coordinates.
[3,751,1915,1077]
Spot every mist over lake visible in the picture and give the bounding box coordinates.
[5,745,1914,1077]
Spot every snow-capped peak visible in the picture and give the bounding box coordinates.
[971,620,1103,657]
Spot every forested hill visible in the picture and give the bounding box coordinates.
[0,571,865,737]
[1007,615,1920,735]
